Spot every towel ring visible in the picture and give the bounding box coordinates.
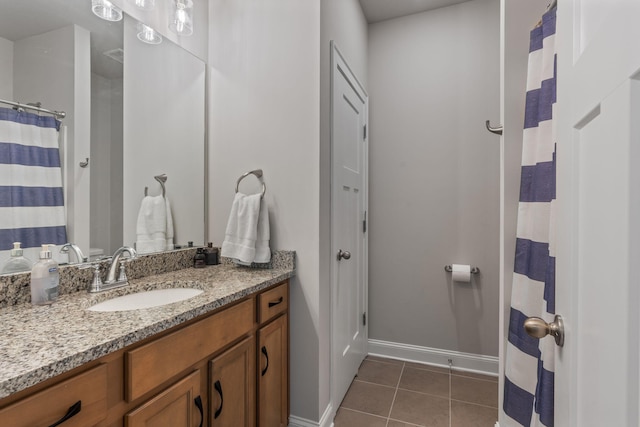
[144,174,167,198]
[236,169,266,199]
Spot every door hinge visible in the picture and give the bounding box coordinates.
[363,312,367,326]
[363,211,367,233]
[363,124,367,140]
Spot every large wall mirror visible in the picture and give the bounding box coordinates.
[0,0,205,272]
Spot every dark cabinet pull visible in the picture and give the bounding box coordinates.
[214,380,224,419]
[261,346,269,376]
[268,296,284,308]
[48,400,81,427]
[194,395,203,427]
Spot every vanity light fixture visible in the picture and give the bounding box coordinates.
[168,0,193,36]
[137,22,163,44]
[133,0,155,10]
[91,0,123,22]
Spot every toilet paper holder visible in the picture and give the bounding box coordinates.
[444,265,480,274]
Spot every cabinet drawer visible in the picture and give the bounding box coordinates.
[258,282,288,324]
[126,298,255,402]
[0,364,107,427]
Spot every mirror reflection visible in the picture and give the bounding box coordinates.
[0,0,205,274]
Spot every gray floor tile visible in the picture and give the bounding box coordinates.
[390,389,449,427]
[340,380,396,417]
[357,359,404,387]
[334,407,388,427]
[451,375,499,408]
[404,362,451,375]
[398,366,450,398]
[451,400,499,427]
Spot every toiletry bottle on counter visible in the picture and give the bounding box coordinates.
[0,242,33,274]
[30,244,59,305]
[194,248,206,268]
[205,242,219,265]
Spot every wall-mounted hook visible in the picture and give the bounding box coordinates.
[79,158,89,168]
[485,120,503,135]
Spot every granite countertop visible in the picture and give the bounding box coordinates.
[0,263,295,400]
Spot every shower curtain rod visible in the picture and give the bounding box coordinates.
[0,98,66,119]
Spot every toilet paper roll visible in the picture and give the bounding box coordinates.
[452,264,471,282]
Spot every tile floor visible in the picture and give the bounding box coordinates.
[334,356,498,427]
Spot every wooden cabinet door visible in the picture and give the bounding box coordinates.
[257,314,288,427]
[209,336,256,427]
[125,370,203,427]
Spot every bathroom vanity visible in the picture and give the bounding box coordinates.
[0,252,294,427]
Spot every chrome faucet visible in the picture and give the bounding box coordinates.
[105,246,137,285]
[60,243,88,264]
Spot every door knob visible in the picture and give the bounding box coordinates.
[524,314,564,347]
[337,250,351,261]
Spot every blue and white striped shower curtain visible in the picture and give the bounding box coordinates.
[503,6,557,427]
[0,107,67,252]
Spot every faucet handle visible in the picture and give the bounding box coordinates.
[89,264,103,293]
[117,260,128,282]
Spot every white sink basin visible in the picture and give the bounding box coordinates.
[88,288,203,312]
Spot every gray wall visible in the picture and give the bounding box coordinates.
[320,0,368,415]
[0,37,12,100]
[91,74,123,256]
[208,0,322,422]
[368,0,501,357]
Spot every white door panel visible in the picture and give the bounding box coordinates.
[555,1,640,425]
[331,42,368,409]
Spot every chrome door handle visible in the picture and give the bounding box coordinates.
[337,250,351,261]
[524,314,564,347]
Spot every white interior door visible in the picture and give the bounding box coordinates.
[555,2,640,425]
[330,42,368,409]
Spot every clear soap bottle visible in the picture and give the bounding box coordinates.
[30,244,59,305]
[0,242,33,274]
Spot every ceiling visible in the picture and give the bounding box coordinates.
[0,0,124,79]
[358,0,471,24]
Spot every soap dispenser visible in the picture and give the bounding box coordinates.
[30,244,59,305]
[0,242,33,274]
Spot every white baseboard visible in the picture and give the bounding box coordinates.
[289,403,334,427]
[368,339,499,376]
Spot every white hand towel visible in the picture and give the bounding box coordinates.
[165,198,174,250]
[254,199,271,263]
[221,192,263,265]
[136,195,167,254]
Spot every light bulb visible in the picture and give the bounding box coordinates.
[91,0,123,22]
[134,0,155,10]
[168,0,193,36]
[137,22,163,45]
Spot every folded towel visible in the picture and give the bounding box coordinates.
[165,198,174,250]
[136,239,164,254]
[221,192,270,265]
[136,195,167,254]
[254,199,270,263]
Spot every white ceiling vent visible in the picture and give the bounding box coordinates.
[103,48,124,64]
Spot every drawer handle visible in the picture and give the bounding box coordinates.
[48,400,81,427]
[194,395,203,427]
[214,380,224,419]
[268,296,284,308]
[261,346,269,376]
